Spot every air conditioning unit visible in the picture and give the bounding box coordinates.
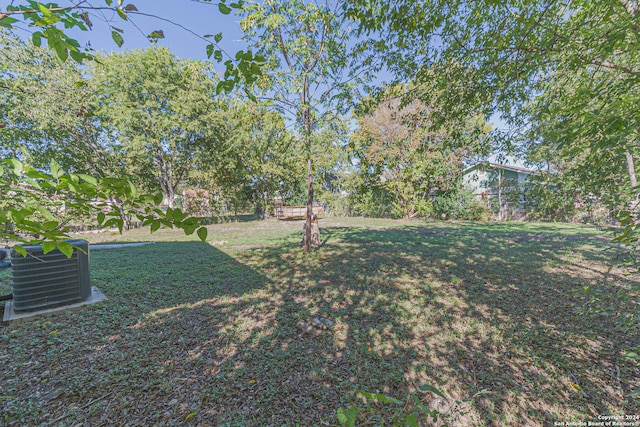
[11,240,91,312]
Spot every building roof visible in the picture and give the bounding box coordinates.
[463,162,537,175]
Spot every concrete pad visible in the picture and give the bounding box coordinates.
[91,242,155,250]
[3,286,107,324]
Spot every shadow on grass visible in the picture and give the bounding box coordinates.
[212,224,638,425]
[0,226,637,426]
[316,225,638,425]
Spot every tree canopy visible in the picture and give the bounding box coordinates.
[91,47,225,208]
[351,87,490,218]
[240,0,367,251]
[4,0,640,254]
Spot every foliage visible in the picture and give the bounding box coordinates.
[347,0,640,124]
[467,202,492,222]
[519,59,638,224]
[240,0,367,250]
[351,92,489,219]
[1,0,263,95]
[348,181,395,218]
[0,37,224,235]
[90,47,225,207]
[0,30,121,177]
[432,188,491,221]
[347,0,640,247]
[0,158,207,254]
[310,119,353,216]
[338,386,445,427]
[0,31,303,223]
[613,210,640,272]
[190,101,306,219]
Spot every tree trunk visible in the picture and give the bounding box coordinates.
[303,102,315,253]
[301,210,321,248]
[498,169,503,221]
[108,196,130,230]
[626,147,638,188]
[263,193,269,219]
[166,187,175,209]
[304,154,314,252]
[233,198,239,222]
[626,146,639,211]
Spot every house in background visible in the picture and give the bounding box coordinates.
[462,162,537,220]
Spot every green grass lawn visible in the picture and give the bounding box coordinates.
[0,218,638,426]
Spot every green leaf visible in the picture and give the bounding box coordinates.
[419,384,446,399]
[111,30,124,47]
[197,226,208,241]
[97,212,105,225]
[126,180,138,198]
[148,30,165,40]
[337,408,347,425]
[36,206,56,220]
[218,3,232,14]
[214,32,223,43]
[171,208,185,222]
[37,3,53,17]
[206,43,214,59]
[182,217,200,226]
[150,221,161,233]
[9,158,23,174]
[31,31,43,46]
[153,193,164,205]
[58,242,74,258]
[0,16,18,27]
[77,174,98,186]
[373,393,403,404]
[406,413,418,427]
[41,241,57,254]
[245,88,257,103]
[414,403,434,414]
[10,208,28,224]
[216,80,235,94]
[50,38,68,61]
[103,218,120,229]
[337,407,356,427]
[42,221,59,231]
[14,246,26,257]
[116,7,128,20]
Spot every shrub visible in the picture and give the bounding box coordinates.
[467,201,492,221]
[433,189,490,220]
